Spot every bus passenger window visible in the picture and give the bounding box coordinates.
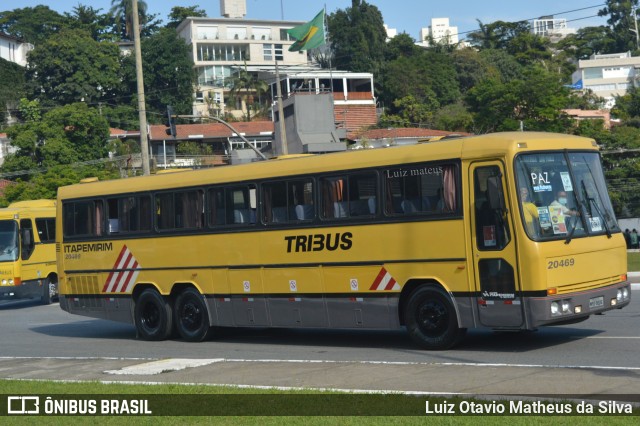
[320,173,376,219]
[262,182,288,223]
[62,200,103,237]
[227,186,256,225]
[207,188,226,226]
[35,218,55,243]
[384,163,457,216]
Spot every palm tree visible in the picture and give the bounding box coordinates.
[109,0,148,40]
[229,64,269,121]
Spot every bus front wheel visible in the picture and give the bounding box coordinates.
[41,278,56,305]
[404,286,464,350]
[174,288,212,342]
[134,288,173,341]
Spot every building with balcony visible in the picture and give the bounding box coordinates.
[571,51,640,109]
[176,15,309,118]
[532,16,575,40]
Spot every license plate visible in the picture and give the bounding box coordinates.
[589,296,604,309]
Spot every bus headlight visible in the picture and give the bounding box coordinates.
[561,300,571,313]
[617,289,623,302]
[551,301,560,315]
[1,279,5,285]
[622,288,629,300]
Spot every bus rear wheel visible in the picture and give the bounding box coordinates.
[174,288,212,342]
[404,286,464,350]
[134,288,173,341]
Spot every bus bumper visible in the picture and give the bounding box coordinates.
[0,280,41,300]
[528,281,631,328]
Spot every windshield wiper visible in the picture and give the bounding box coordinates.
[564,214,580,245]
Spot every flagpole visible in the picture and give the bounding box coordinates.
[325,4,334,94]
[275,60,288,155]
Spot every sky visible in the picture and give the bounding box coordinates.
[5,1,610,41]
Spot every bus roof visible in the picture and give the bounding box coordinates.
[58,132,597,199]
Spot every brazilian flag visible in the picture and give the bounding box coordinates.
[287,10,326,52]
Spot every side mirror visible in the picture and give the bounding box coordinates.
[487,176,506,211]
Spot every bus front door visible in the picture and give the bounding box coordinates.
[470,162,524,328]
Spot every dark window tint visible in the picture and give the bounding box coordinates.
[263,179,314,223]
[384,163,458,216]
[35,218,55,243]
[320,173,377,219]
[156,190,204,231]
[63,200,104,237]
[106,196,152,234]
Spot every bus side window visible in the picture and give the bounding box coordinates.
[35,218,55,243]
[62,200,103,238]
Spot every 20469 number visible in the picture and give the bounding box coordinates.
[547,258,575,269]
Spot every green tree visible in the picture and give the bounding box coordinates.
[119,28,195,120]
[228,65,269,121]
[0,6,66,44]
[466,66,573,133]
[598,0,640,52]
[328,0,387,74]
[380,51,460,112]
[166,6,206,29]
[1,103,110,173]
[384,33,421,61]
[64,4,115,41]
[1,166,118,204]
[16,98,41,123]
[0,58,25,127]
[467,20,530,51]
[25,28,121,107]
[555,26,617,60]
[432,103,474,132]
[506,31,551,65]
[109,0,160,39]
[612,85,640,120]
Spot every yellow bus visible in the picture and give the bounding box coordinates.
[56,132,630,349]
[0,200,58,304]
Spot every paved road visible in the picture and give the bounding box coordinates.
[1,290,639,402]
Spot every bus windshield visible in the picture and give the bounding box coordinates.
[0,220,19,262]
[515,152,619,241]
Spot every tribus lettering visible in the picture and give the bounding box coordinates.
[284,232,353,253]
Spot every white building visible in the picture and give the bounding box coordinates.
[384,24,397,41]
[532,16,575,40]
[0,32,33,67]
[417,18,458,48]
[176,15,310,118]
[571,51,640,109]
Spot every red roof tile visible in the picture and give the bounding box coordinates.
[148,121,274,141]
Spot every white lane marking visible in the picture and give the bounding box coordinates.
[585,336,640,339]
[2,356,640,372]
[104,358,224,375]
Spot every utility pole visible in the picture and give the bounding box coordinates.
[132,0,151,175]
[275,61,288,155]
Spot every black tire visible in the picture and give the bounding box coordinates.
[174,288,212,342]
[134,288,173,341]
[404,286,465,350]
[40,278,57,305]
